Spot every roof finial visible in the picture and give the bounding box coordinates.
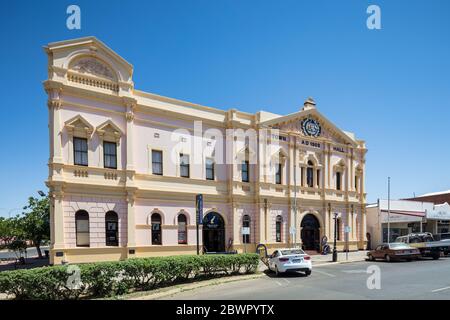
[303,97,316,110]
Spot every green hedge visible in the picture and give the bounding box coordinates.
[0,253,259,300]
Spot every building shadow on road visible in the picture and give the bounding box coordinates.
[262,269,308,278]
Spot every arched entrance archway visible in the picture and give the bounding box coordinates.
[202,212,225,253]
[301,214,320,252]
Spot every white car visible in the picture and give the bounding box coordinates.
[268,248,312,276]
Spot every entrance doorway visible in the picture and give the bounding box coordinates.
[202,212,225,253]
[301,214,320,252]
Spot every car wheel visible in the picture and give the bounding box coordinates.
[368,254,374,261]
[305,270,312,276]
[275,266,280,277]
[385,254,391,262]
[432,254,440,260]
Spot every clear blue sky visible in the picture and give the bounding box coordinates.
[1,0,449,217]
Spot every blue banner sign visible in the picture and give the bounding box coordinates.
[196,194,203,224]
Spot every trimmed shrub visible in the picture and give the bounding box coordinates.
[0,253,259,300]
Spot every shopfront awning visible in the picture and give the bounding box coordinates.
[426,203,450,220]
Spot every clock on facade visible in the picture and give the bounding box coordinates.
[301,118,321,137]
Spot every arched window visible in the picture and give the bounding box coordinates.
[105,211,119,246]
[178,214,187,244]
[275,215,283,242]
[307,161,314,188]
[75,210,89,247]
[242,215,251,244]
[151,213,162,245]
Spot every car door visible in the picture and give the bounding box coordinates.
[373,245,383,258]
[382,245,390,257]
[269,251,278,270]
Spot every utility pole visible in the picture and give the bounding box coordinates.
[292,136,298,248]
[332,210,338,262]
[387,177,391,244]
[196,194,203,255]
[293,162,297,248]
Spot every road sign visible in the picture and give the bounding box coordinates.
[242,227,250,235]
[195,194,203,255]
[344,226,351,233]
[289,227,296,235]
[196,194,203,224]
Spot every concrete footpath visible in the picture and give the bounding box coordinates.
[312,250,368,266]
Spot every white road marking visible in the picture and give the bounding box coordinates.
[341,270,366,274]
[282,278,290,284]
[314,269,336,277]
[432,286,450,293]
[275,281,284,286]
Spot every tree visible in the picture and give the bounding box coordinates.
[17,195,50,259]
[0,217,18,247]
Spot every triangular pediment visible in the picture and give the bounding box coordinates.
[260,108,357,147]
[64,115,94,131]
[45,36,133,84]
[96,120,122,141]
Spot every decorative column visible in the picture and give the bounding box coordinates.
[51,188,65,249]
[127,191,136,252]
[124,97,137,172]
[327,143,331,188]
[258,200,266,243]
[45,82,64,165]
[124,97,138,255]
[232,203,240,245]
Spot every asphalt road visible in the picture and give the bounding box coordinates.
[0,246,49,260]
[162,258,450,300]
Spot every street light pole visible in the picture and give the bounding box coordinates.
[332,210,338,262]
[387,177,391,244]
[293,163,297,248]
[292,136,298,248]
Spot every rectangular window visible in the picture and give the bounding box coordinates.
[74,137,88,166]
[242,161,249,182]
[180,154,190,178]
[355,176,359,191]
[103,141,117,169]
[275,163,282,184]
[316,169,320,188]
[301,167,305,186]
[152,150,163,175]
[206,158,215,180]
[336,172,342,191]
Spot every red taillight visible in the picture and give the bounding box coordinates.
[303,256,311,260]
[279,257,289,262]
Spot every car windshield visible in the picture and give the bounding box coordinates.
[281,249,304,255]
[389,243,411,249]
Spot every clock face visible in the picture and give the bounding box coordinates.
[301,118,321,137]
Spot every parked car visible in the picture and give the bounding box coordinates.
[367,243,421,262]
[268,248,312,276]
[395,233,450,260]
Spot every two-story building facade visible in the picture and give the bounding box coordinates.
[44,37,367,264]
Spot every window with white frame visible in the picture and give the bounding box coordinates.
[206,158,215,180]
[152,150,163,175]
[103,141,117,169]
[180,154,190,178]
[74,137,88,166]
